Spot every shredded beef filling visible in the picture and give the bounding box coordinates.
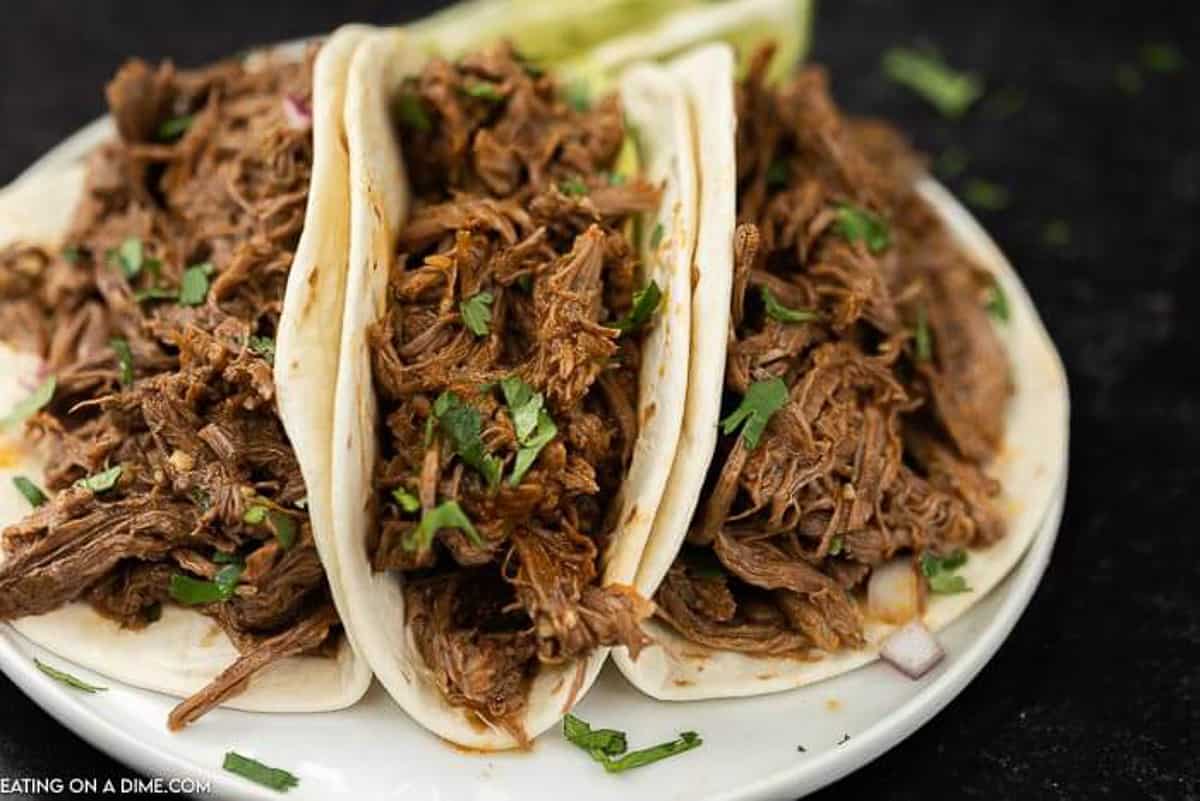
[656,48,1011,657]
[0,51,344,727]
[369,45,655,742]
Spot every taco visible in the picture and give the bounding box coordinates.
[0,27,373,728]
[329,31,697,748]
[615,43,1069,698]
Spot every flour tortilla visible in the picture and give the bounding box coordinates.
[616,44,1070,700]
[330,29,698,749]
[0,26,374,715]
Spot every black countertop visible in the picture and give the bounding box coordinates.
[1,2,1197,799]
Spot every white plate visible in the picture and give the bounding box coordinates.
[1,98,1069,801]
[0,474,1065,801]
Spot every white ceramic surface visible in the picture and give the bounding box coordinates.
[0,83,1070,801]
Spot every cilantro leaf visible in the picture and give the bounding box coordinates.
[432,392,502,487]
[460,291,494,336]
[35,659,107,693]
[765,159,789,188]
[111,237,144,278]
[914,304,933,362]
[62,246,83,263]
[920,549,971,594]
[612,280,662,333]
[243,505,268,525]
[75,465,122,493]
[12,476,48,508]
[500,376,557,485]
[510,410,556,486]
[985,279,1009,323]
[157,114,194,141]
[761,287,820,324]
[649,222,665,249]
[134,287,178,303]
[499,376,543,442]
[179,262,214,307]
[267,511,297,550]
[563,714,702,774]
[720,378,788,449]
[1,376,55,431]
[392,486,421,513]
[462,82,503,102]
[223,752,300,793]
[834,203,890,254]
[403,500,484,552]
[560,176,588,197]
[110,337,134,386]
[565,80,590,111]
[563,714,628,757]
[828,535,844,557]
[169,563,242,606]
[882,48,983,118]
[247,335,276,364]
[397,91,431,132]
[964,179,1010,211]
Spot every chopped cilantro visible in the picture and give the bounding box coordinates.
[761,286,820,324]
[431,392,502,487]
[75,465,122,493]
[460,291,494,336]
[266,511,297,550]
[1140,43,1184,73]
[985,279,1010,323]
[179,262,214,307]
[396,91,431,132]
[1043,219,1071,247]
[169,563,242,606]
[403,500,484,552]
[720,378,789,449]
[1,376,56,431]
[914,304,933,362]
[392,486,421,513]
[247,335,276,364]
[920,549,971,594]
[35,659,107,693]
[612,280,662,333]
[112,237,144,278]
[834,203,890,254]
[499,377,557,485]
[828,535,844,557]
[61,245,83,263]
[12,476,48,508]
[565,80,590,111]
[157,114,194,141]
[563,714,702,773]
[649,221,665,250]
[560,176,589,196]
[765,159,789,188]
[110,337,134,386]
[222,752,299,793]
[882,48,983,118]
[1115,64,1143,94]
[243,505,268,525]
[462,82,503,102]
[935,146,969,179]
[964,179,1010,211]
[134,286,178,303]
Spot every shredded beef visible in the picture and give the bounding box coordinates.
[369,45,655,738]
[655,48,1011,658]
[0,49,344,727]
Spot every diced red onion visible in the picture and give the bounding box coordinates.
[282,95,312,131]
[880,620,944,679]
[867,557,922,624]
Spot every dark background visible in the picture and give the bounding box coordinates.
[1,1,1197,799]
